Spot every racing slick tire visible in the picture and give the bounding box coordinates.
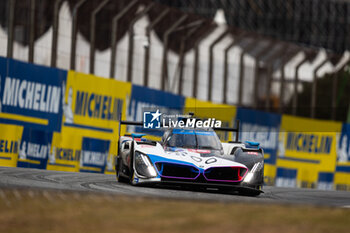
[115,157,129,183]
[129,154,135,185]
[128,142,136,185]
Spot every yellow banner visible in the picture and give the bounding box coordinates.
[0,123,23,167]
[185,98,237,141]
[185,98,236,122]
[334,173,350,191]
[278,115,341,187]
[47,71,131,173]
[63,71,131,131]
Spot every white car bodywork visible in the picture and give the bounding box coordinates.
[120,136,249,185]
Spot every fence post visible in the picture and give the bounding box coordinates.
[126,3,155,83]
[252,41,274,108]
[160,15,187,91]
[51,0,63,67]
[222,32,246,104]
[192,26,215,98]
[237,39,258,106]
[28,0,36,63]
[143,9,170,87]
[70,0,87,70]
[89,0,110,74]
[109,0,138,79]
[331,58,350,120]
[208,29,230,101]
[175,21,203,95]
[311,57,329,118]
[264,45,286,111]
[7,0,15,59]
[293,55,310,115]
[279,47,299,114]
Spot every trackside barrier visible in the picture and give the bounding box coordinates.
[0,57,67,168]
[48,71,131,174]
[0,56,350,190]
[278,115,341,189]
[0,57,131,175]
[334,123,350,190]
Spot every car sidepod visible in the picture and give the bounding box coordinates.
[231,147,264,194]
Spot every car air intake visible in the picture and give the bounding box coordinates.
[203,166,247,182]
[155,162,200,180]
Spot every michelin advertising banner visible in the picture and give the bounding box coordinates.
[277,115,341,189]
[0,57,66,168]
[334,123,350,190]
[236,108,281,185]
[0,57,66,132]
[17,128,53,169]
[0,57,131,173]
[0,123,23,167]
[48,71,131,174]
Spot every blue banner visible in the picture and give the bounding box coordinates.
[17,128,53,169]
[275,167,297,187]
[236,108,281,165]
[317,172,334,190]
[336,123,350,172]
[80,137,110,173]
[127,85,185,136]
[0,57,67,132]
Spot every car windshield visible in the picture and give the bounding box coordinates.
[166,129,222,150]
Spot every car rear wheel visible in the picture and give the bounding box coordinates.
[115,157,129,183]
[129,154,135,185]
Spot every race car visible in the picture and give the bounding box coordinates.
[115,119,264,196]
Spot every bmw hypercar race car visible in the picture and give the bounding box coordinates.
[115,119,264,196]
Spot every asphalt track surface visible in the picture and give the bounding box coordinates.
[0,166,349,208]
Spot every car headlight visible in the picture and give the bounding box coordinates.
[134,151,157,178]
[243,162,263,183]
